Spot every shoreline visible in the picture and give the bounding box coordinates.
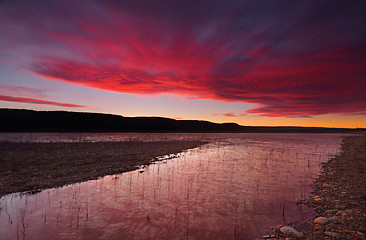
[267,135,366,239]
[0,140,206,197]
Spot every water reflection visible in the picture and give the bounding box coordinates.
[0,134,344,239]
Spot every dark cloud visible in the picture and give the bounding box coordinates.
[1,0,365,117]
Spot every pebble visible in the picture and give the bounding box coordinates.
[325,209,338,214]
[313,196,322,202]
[279,226,303,237]
[329,216,339,222]
[314,217,330,225]
[325,231,341,238]
[324,183,336,188]
[336,204,346,210]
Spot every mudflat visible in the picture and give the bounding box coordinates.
[0,140,205,197]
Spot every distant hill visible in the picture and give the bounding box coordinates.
[0,109,362,133]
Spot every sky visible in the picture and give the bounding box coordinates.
[0,0,366,128]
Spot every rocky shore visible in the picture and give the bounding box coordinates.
[0,140,205,197]
[265,135,366,239]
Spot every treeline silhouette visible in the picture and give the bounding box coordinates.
[0,109,361,133]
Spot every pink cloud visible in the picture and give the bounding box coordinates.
[213,113,247,118]
[0,85,47,98]
[0,95,88,108]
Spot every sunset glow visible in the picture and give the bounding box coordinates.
[1,1,366,127]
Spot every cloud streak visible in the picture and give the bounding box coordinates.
[214,113,247,118]
[1,0,366,117]
[0,85,47,98]
[0,95,88,108]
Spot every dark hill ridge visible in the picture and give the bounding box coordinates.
[0,108,244,132]
[0,108,362,133]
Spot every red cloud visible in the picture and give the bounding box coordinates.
[1,1,366,118]
[0,95,88,108]
[214,113,247,118]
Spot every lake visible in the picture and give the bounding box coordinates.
[0,133,345,239]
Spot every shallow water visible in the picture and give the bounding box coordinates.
[0,133,345,239]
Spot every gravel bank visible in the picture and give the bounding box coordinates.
[0,140,205,197]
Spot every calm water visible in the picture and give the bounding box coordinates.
[0,133,346,239]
